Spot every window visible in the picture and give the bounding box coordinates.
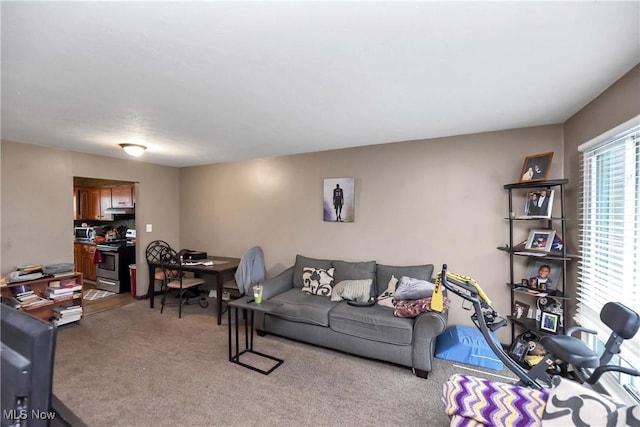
[578,118,639,400]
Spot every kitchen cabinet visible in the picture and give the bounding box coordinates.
[76,243,96,282]
[74,188,90,220]
[74,243,81,273]
[87,188,113,220]
[111,185,134,207]
[0,273,84,325]
[100,188,113,220]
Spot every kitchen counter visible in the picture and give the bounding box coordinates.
[75,239,96,245]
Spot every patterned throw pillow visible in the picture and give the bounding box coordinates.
[542,376,639,426]
[377,275,398,307]
[301,267,335,296]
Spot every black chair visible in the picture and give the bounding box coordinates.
[145,240,172,293]
[541,301,640,384]
[159,247,208,318]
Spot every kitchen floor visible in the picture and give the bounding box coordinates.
[82,281,135,316]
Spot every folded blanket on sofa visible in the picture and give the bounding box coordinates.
[394,296,450,317]
[394,276,435,300]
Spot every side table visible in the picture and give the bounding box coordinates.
[227,297,284,375]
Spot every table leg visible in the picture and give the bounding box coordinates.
[216,272,223,325]
[147,263,155,309]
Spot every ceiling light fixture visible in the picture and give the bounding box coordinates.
[119,143,147,157]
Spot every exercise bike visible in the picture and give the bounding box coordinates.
[436,264,640,390]
[436,264,553,389]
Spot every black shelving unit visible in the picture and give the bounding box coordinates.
[501,179,571,344]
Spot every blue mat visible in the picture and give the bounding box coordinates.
[435,325,504,371]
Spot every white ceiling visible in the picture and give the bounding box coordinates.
[2,2,639,167]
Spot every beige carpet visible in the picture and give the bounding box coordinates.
[53,300,516,427]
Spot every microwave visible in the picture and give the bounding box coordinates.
[74,227,95,240]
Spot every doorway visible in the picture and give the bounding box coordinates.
[73,176,137,315]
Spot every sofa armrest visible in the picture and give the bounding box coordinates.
[261,266,294,300]
[411,309,448,372]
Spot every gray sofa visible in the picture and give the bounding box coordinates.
[253,255,448,378]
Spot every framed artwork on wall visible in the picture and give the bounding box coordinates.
[519,152,554,182]
[323,177,355,222]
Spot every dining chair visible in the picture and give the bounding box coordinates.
[145,240,172,293]
[159,246,208,318]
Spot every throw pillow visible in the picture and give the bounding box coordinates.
[339,279,373,303]
[542,376,635,426]
[394,276,436,301]
[301,267,335,297]
[377,275,398,308]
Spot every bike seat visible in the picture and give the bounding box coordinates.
[540,335,600,369]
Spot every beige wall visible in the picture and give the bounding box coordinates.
[179,125,564,337]
[1,140,181,296]
[2,64,635,341]
[562,64,640,317]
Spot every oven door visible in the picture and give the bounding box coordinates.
[96,251,119,281]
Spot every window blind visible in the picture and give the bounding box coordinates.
[578,122,640,370]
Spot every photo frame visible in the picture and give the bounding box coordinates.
[525,229,555,252]
[540,311,559,333]
[512,300,530,320]
[523,190,554,218]
[519,152,554,183]
[525,259,562,291]
[508,338,529,362]
[323,177,355,222]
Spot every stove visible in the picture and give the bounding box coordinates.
[96,239,133,252]
[95,241,136,293]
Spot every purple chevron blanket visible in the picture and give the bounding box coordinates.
[442,374,548,427]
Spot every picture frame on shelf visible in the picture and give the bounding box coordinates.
[525,229,556,252]
[513,301,530,320]
[525,259,562,291]
[519,152,554,182]
[523,190,554,218]
[540,311,559,333]
[508,338,529,362]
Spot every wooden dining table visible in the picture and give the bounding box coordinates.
[147,255,241,325]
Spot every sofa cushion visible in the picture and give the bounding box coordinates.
[329,302,414,345]
[293,255,333,289]
[268,288,339,326]
[376,264,434,296]
[301,267,335,297]
[333,260,377,297]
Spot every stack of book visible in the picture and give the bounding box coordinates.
[45,279,82,302]
[52,304,83,326]
[6,284,53,310]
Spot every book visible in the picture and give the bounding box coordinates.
[49,280,61,288]
[52,315,82,326]
[53,305,83,314]
[53,310,82,319]
[60,278,78,288]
